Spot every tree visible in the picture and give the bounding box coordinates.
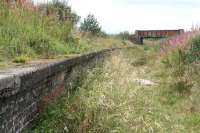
[80,14,101,35]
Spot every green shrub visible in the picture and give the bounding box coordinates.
[143,45,150,51]
[171,80,192,94]
[74,37,80,45]
[28,34,57,57]
[186,35,200,63]
[171,49,186,65]
[160,78,192,105]
[80,14,101,35]
[161,49,187,76]
[184,113,200,127]
[13,55,30,63]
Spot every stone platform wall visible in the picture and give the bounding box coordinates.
[0,48,119,133]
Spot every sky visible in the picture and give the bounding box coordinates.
[34,0,200,34]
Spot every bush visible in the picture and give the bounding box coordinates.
[161,49,186,67]
[186,35,200,63]
[161,51,182,82]
[29,34,56,57]
[80,14,101,35]
[172,80,192,94]
[13,55,30,63]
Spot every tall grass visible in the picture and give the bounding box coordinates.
[30,47,200,132]
[159,27,200,96]
[0,2,75,60]
[0,1,133,65]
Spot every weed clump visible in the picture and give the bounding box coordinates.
[13,55,30,63]
[186,35,200,63]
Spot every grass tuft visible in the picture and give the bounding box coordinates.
[13,55,30,63]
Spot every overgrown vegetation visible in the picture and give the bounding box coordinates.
[3,1,200,132]
[186,35,200,63]
[80,14,101,35]
[117,31,131,40]
[0,1,132,66]
[30,43,200,132]
[13,54,30,63]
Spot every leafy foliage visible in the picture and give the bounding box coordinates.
[186,35,200,63]
[80,14,101,35]
[13,55,30,63]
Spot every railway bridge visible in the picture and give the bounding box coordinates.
[131,29,184,44]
